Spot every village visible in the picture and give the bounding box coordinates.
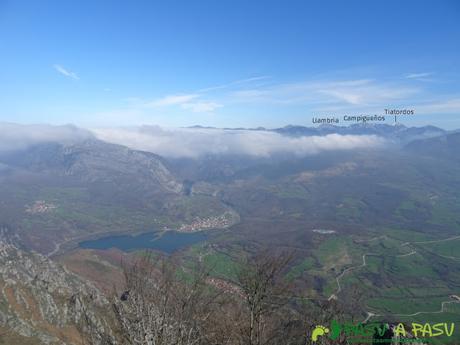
[25,200,57,214]
[178,212,236,233]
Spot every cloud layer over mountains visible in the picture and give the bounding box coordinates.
[0,123,93,152]
[91,126,384,158]
[0,123,385,158]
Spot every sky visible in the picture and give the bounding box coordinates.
[1,0,460,129]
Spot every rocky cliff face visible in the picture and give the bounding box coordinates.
[0,239,116,345]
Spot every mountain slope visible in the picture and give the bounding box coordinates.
[0,139,183,194]
[405,132,460,160]
[0,237,115,345]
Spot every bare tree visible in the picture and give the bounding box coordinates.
[111,253,221,345]
[235,250,293,345]
[78,250,367,345]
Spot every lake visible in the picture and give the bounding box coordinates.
[79,231,208,253]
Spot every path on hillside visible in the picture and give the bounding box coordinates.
[327,233,460,320]
[392,299,460,317]
[328,253,377,301]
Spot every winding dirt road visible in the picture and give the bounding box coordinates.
[327,234,460,320]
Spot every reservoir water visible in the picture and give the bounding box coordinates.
[79,231,208,253]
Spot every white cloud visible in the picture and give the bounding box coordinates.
[196,76,271,93]
[135,76,270,113]
[131,76,418,117]
[146,94,199,107]
[232,79,419,107]
[53,64,79,80]
[141,94,223,113]
[0,123,93,152]
[405,72,433,80]
[416,98,460,114]
[181,101,222,113]
[91,126,385,158]
[317,89,363,105]
[110,75,427,121]
[0,123,386,159]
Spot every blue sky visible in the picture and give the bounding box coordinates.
[1,0,460,128]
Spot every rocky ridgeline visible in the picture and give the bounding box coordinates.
[0,240,116,344]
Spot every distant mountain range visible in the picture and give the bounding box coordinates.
[187,123,450,146]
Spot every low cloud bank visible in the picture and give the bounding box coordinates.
[0,123,93,152]
[0,123,385,158]
[91,126,385,158]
